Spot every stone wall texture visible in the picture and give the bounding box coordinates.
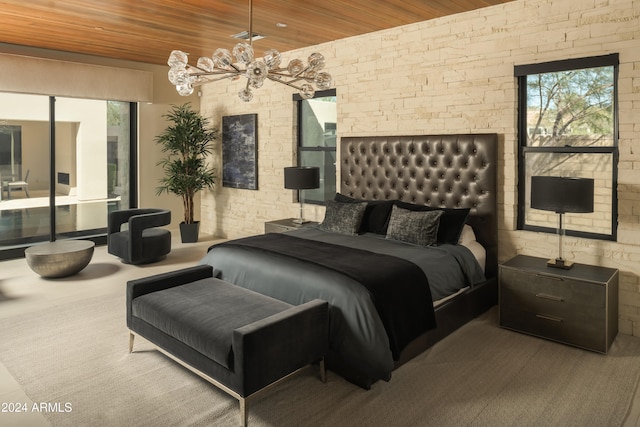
[199,0,640,335]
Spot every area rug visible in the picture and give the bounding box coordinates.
[1,294,639,426]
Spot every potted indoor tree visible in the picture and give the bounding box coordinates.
[155,103,218,243]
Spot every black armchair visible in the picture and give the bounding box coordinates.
[108,208,171,264]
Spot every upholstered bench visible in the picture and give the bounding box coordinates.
[126,265,329,426]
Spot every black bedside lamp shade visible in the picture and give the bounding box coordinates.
[531,176,594,214]
[530,176,594,270]
[284,166,320,224]
[284,166,320,190]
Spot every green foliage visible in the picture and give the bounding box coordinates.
[526,66,614,140]
[155,103,218,224]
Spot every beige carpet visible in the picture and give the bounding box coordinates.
[1,244,640,426]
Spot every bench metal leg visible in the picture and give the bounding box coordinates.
[129,333,135,353]
[320,358,327,383]
[239,397,247,427]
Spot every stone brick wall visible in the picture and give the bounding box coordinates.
[199,0,640,335]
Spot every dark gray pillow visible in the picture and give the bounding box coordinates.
[385,205,443,246]
[319,200,367,235]
[394,201,470,245]
[334,193,395,234]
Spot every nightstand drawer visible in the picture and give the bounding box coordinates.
[500,268,605,313]
[501,305,605,352]
[500,287,605,326]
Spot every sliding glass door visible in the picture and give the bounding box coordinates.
[0,93,135,258]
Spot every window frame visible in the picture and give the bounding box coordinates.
[293,88,337,205]
[515,53,619,241]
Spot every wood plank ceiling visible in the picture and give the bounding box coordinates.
[0,0,515,66]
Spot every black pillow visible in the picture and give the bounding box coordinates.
[394,201,470,245]
[319,200,367,235]
[385,205,443,247]
[334,193,395,234]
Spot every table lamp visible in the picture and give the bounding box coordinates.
[530,176,594,269]
[284,166,320,224]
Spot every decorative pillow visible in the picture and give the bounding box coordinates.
[385,205,443,247]
[334,193,395,234]
[319,200,367,235]
[394,201,470,245]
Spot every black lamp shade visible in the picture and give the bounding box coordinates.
[284,166,320,190]
[531,176,594,214]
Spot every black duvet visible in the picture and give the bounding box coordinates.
[199,226,485,384]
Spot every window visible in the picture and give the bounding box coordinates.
[294,89,337,204]
[515,54,618,240]
[0,93,137,259]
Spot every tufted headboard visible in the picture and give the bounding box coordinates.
[340,134,498,279]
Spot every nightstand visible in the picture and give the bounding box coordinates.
[264,218,319,234]
[499,254,618,354]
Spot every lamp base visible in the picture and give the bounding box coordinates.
[547,258,574,270]
[292,218,309,225]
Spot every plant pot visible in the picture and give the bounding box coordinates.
[179,221,200,243]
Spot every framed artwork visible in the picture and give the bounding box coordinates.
[221,114,258,190]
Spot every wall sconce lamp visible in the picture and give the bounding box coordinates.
[284,166,320,224]
[530,176,594,269]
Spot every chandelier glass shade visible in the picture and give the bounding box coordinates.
[167,1,332,102]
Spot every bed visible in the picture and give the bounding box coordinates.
[200,133,498,388]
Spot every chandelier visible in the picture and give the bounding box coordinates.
[167,0,332,102]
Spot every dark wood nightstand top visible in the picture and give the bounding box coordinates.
[502,255,618,285]
[264,218,320,233]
